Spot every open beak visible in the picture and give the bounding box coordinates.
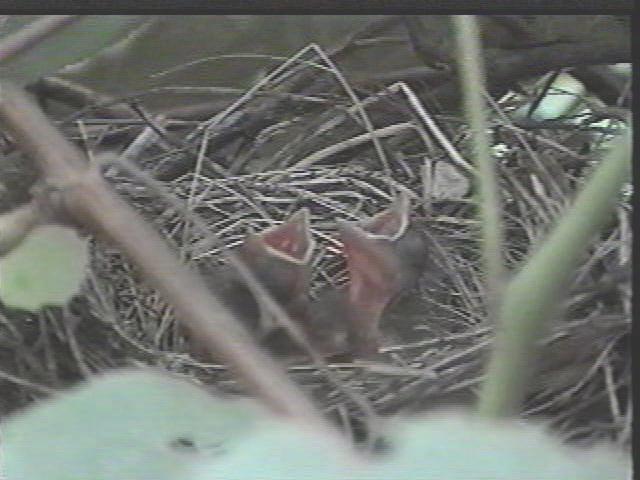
[238,209,315,334]
[244,208,315,265]
[357,191,410,240]
[339,192,410,298]
[338,193,411,354]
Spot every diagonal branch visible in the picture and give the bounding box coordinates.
[0,81,326,428]
[0,16,81,63]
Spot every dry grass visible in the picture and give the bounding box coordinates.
[0,46,630,449]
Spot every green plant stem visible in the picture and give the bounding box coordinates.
[453,15,506,319]
[477,129,631,417]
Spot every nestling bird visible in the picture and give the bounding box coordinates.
[189,196,429,361]
[338,192,429,356]
[265,193,429,360]
[187,208,316,359]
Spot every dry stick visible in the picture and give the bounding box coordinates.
[308,44,392,177]
[105,154,382,432]
[0,16,80,63]
[289,122,415,171]
[30,76,137,119]
[0,367,55,395]
[0,82,329,430]
[388,81,473,174]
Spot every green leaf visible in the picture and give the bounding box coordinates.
[0,15,148,85]
[191,411,629,480]
[2,374,629,480]
[2,369,265,480]
[190,421,351,480]
[0,224,89,310]
[377,411,630,480]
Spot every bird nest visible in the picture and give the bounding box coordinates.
[0,53,630,450]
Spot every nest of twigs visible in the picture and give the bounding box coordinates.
[0,46,630,450]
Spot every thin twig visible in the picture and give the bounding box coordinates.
[0,81,331,431]
[289,122,415,171]
[0,367,55,395]
[108,142,382,433]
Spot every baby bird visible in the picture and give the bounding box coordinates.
[188,209,315,358]
[268,194,426,358]
[338,192,429,356]
[267,193,429,360]
[190,196,429,362]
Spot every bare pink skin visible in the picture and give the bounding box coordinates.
[190,209,317,359]
[339,193,428,356]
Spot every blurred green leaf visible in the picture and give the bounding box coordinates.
[194,411,629,480]
[0,15,148,85]
[0,224,88,310]
[2,369,265,480]
[377,412,629,480]
[2,371,629,480]
[190,421,350,480]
